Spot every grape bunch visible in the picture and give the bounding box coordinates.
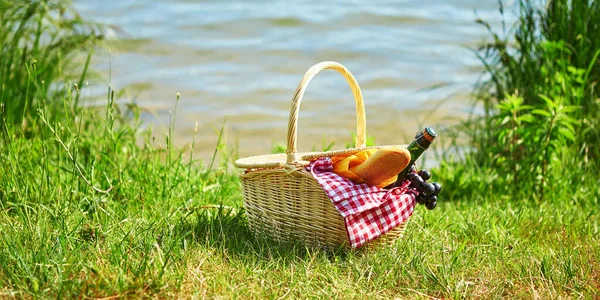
[405,166,442,210]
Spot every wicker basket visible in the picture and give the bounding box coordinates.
[234,61,409,249]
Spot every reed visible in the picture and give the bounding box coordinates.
[473,0,599,163]
[435,0,600,201]
[0,0,103,128]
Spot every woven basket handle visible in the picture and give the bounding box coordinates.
[286,61,366,164]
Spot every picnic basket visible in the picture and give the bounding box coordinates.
[234,61,410,249]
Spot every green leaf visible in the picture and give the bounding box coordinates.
[557,127,575,142]
[560,105,580,114]
[518,114,535,123]
[531,109,551,117]
[539,95,556,107]
[561,122,576,133]
[498,131,507,143]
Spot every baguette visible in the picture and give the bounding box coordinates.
[351,147,411,188]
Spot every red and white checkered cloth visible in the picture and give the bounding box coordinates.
[309,157,417,248]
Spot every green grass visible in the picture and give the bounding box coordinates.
[1,83,599,298]
[473,0,600,164]
[1,0,600,298]
[0,0,102,127]
[439,0,600,206]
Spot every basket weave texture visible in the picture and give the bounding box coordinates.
[235,61,409,249]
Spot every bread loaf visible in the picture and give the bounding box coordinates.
[351,147,411,188]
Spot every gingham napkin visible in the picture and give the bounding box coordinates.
[309,157,417,248]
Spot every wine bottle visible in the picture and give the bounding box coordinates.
[392,127,437,187]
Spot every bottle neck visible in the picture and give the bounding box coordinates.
[413,127,436,147]
[403,135,431,171]
[406,140,426,164]
[410,135,432,151]
[390,127,437,188]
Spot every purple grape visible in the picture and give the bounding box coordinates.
[410,176,424,189]
[416,193,427,204]
[406,172,419,182]
[421,182,435,196]
[418,170,431,181]
[425,201,437,210]
[409,165,416,173]
[432,182,442,195]
[426,194,437,203]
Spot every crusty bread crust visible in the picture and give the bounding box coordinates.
[352,147,411,188]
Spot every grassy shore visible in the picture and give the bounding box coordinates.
[1,85,598,298]
[1,0,599,298]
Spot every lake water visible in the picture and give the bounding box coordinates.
[74,0,513,162]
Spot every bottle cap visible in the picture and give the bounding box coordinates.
[422,127,436,142]
[414,127,436,149]
[415,127,437,141]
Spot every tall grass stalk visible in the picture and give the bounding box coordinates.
[0,0,103,127]
[437,0,600,202]
[474,0,600,163]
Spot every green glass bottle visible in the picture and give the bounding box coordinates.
[393,127,437,187]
